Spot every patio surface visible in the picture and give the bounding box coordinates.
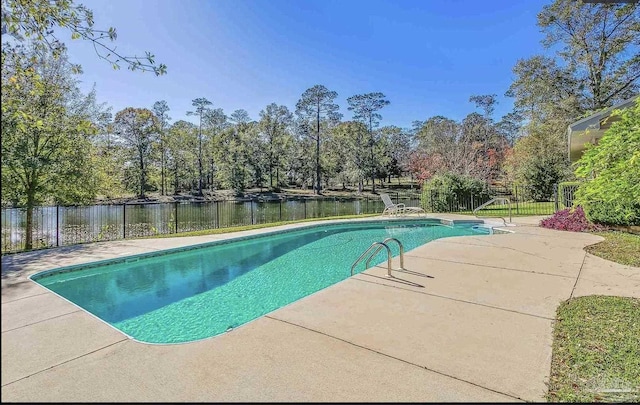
[2,214,639,402]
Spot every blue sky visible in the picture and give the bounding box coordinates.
[64,0,551,128]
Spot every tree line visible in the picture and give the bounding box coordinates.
[2,0,638,250]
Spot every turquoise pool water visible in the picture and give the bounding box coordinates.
[32,219,488,344]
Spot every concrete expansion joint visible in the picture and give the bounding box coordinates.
[264,315,525,402]
[570,252,588,299]
[1,338,129,388]
[403,254,575,280]
[1,309,83,334]
[352,276,555,321]
[1,291,50,304]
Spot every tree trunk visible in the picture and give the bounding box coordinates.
[210,158,214,193]
[198,116,203,197]
[369,118,376,193]
[25,193,35,251]
[316,110,321,195]
[160,135,165,196]
[139,150,146,198]
[269,163,273,189]
[174,164,179,194]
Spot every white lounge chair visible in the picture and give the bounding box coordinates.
[380,193,426,216]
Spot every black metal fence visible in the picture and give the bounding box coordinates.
[421,183,580,217]
[1,194,421,254]
[1,184,583,255]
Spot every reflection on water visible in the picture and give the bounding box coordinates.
[1,197,421,252]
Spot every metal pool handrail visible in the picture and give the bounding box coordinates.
[365,238,406,271]
[351,242,393,277]
[473,197,511,225]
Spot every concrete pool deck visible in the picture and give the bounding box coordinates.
[2,214,639,402]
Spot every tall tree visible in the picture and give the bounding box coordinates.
[259,103,293,189]
[166,120,198,194]
[468,95,508,182]
[537,0,640,110]
[212,110,254,192]
[152,100,170,196]
[186,97,212,196]
[346,92,390,193]
[295,85,341,195]
[1,47,98,249]
[113,107,158,199]
[469,94,497,159]
[329,121,369,191]
[496,111,524,147]
[504,1,639,192]
[379,125,413,184]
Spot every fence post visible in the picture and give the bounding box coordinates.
[56,205,60,247]
[553,184,559,213]
[334,197,338,216]
[430,190,434,212]
[515,186,519,215]
[304,198,307,219]
[279,200,282,221]
[216,200,220,228]
[174,201,178,233]
[251,200,255,225]
[470,193,474,212]
[122,203,126,239]
[366,197,369,213]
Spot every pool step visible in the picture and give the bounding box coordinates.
[471,224,494,234]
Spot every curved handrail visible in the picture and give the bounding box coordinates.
[473,197,512,225]
[351,242,393,277]
[365,237,406,271]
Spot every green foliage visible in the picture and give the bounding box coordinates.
[520,154,568,201]
[295,85,342,194]
[327,121,368,190]
[166,120,198,193]
[504,0,639,205]
[420,172,490,212]
[506,120,571,201]
[113,107,159,198]
[574,100,640,226]
[1,48,99,207]
[346,92,390,192]
[1,47,100,248]
[259,103,294,189]
[537,0,639,110]
[2,0,166,75]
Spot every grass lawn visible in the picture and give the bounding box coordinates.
[147,213,380,238]
[457,201,556,217]
[547,296,640,402]
[585,231,640,267]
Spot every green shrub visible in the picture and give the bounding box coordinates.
[574,99,640,226]
[421,173,490,212]
[520,154,568,201]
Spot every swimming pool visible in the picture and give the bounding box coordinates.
[31,219,489,344]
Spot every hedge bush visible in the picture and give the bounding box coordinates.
[574,99,640,226]
[421,173,490,212]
